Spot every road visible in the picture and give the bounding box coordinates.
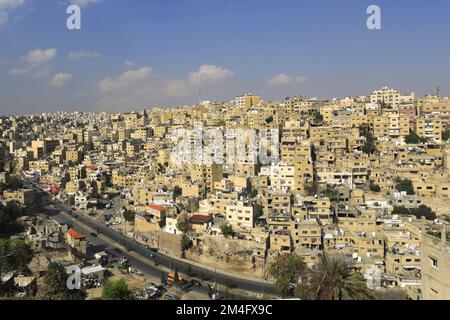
[43,196,276,297]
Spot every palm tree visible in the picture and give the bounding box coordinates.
[297,255,374,300]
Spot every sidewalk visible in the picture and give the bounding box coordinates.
[158,248,273,285]
[54,196,274,288]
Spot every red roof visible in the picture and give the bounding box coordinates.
[148,204,167,212]
[189,215,213,224]
[68,229,86,239]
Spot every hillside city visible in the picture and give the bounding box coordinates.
[1,86,449,300]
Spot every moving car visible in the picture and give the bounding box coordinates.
[146,250,156,258]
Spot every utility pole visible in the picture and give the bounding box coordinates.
[261,259,265,297]
[214,268,217,291]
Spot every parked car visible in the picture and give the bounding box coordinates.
[181,281,194,293]
[163,292,179,300]
[191,280,202,287]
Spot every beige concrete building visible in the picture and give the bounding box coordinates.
[421,225,450,300]
[370,87,415,107]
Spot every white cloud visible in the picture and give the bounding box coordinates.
[0,0,25,25]
[68,51,103,59]
[189,65,235,85]
[32,66,51,79]
[50,73,73,87]
[8,66,51,78]
[67,0,103,7]
[9,48,56,79]
[124,60,136,67]
[8,67,29,76]
[96,64,237,112]
[267,73,308,86]
[23,48,57,65]
[164,79,191,98]
[99,67,152,92]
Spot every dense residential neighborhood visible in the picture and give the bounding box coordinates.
[1,88,449,300]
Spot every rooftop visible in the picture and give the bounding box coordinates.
[68,228,86,239]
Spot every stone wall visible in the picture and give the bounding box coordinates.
[186,235,267,276]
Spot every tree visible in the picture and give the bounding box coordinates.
[89,181,101,199]
[176,214,192,234]
[181,235,192,253]
[362,141,377,155]
[392,206,410,216]
[220,224,234,238]
[393,205,436,221]
[173,268,180,287]
[102,279,134,300]
[0,204,25,236]
[314,111,324,124]
[0,239,34,278]
[268,254,307,297]
[173,186,182,201]
[0,183,7,193]
[405,131,421,144]
[410,205,436,221]
[395,178,414,195]
[443,129,450,141]
[297,256,374,300]
[68,195,76,206]
[304,181,319,196]
[369,182,381,192]
[359,124,378,155]
[265,116,274,124]
[359,124,371,138]
[122,209,136,222]
[323,187,338,200]
[177,214,193,256]
[38,262,86,300]
[6,175,22,190]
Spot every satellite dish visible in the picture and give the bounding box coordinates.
[352,252,358,259]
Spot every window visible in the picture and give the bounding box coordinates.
[429,256,438,268]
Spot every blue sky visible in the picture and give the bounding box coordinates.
[1,0,450,115]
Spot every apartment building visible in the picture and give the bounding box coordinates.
[260,163,296,192]
[370,87,415,107]
[416,116,443,141]
[191,164,223,191]
[234,94,261,109]
[290,220,322,251]
[3,189,35,207]
[226,201,260,231]
[421,225,450,300]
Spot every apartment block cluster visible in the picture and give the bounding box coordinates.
[1,87,450,299]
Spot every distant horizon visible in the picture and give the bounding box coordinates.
[2,0,450,115]
[0,84,448,117]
